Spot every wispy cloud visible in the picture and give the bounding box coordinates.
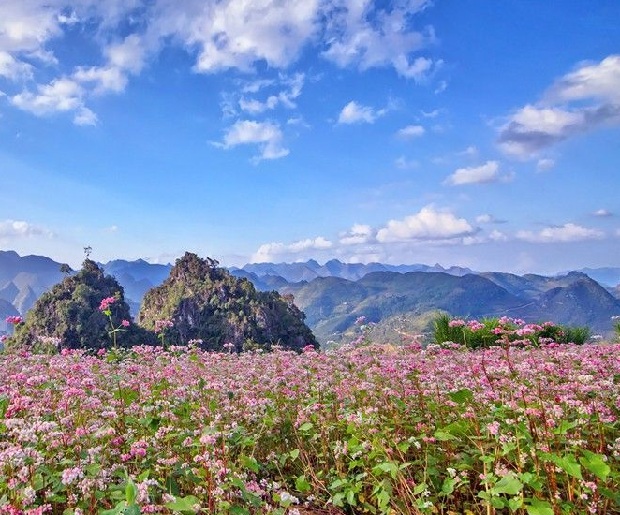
[516,223,604,243]
[252,236,333,262]
[499,54,620,158]
[396,124,425,138]
[338,100,388,124]
[444,161,511,186]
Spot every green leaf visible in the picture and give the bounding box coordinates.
[448,388,474,404]
[553,419,579,435]
[525,499,554,515]
[580,450,610,480]
[434,430,458,441]
[441,477,457,495]
[124,505,141,515]
[165,495,201,513]
[100,501,127,515]
[298,422,313,432]
[373,462,399,478]
[491,474,523,496]
[295,475,312,493]
[555,454,582,479]
[289,448,300,460]
[229,507,250,515]
[241,454,259,473]
[125,477,138,506]
[509,496,523,511]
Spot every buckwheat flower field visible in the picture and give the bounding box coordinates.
[1,342,619,514]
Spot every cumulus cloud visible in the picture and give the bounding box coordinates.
[339,224,374,245]
[0,51,32,80]
[214,120,289,161]
[516,223,604,243]
[0,219,51,239]
[376,206,476,242]
[397,124,425,138]
[10,78,84,116]
[252,236,332,262]
[322,0,438,80]
[444,161,509,186]
[499,54,620,158]
[1,0,438,132]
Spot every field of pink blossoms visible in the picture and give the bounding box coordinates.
[1,342,619,514]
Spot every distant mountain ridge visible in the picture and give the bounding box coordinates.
[1,251,619,344]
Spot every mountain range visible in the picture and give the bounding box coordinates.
[1,250,619,344]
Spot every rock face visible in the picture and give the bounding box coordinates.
[10,259,143,350]
[139,252,318,351]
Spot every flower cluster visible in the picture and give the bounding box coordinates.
[154,319,174,333]
[1,336,618,514]
[98,297,116,312]
[5,316,23,325]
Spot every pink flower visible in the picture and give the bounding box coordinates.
[121,319,130,327]
[155,319,174,332]
[449,319,466,328]
[99,296,116,311]
[6,315,23,325]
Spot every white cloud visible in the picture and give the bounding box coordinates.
[397,124,425,138]
[593,209,613,217]
[476,214,495,224]
[0,219,51,239]
[0,50,32,80]
[459,145,479,158]
[499,54,620,158]
[536,158,555,172]
[444,161,506,186]
[340,224,374,245]
[376,206,476,242]
[252,236,332,262]
[215,120,289,161]
[238,73,304,114]
[10,78,83,115]
[338,100,386,124]
[322,0,437,80]
[516,223,604,243]
[74,107,98,126]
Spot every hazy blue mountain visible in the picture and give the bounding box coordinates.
[574,267,620,287]
[238,258,473,282]
[2,251,619,346]
[101,259,172,313]
[0,251,71,314]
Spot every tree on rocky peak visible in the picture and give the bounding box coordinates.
[138,252,318,351]
[8,259,146,351]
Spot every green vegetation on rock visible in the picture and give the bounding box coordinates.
[138,252,317,351]
[8,259,145,351]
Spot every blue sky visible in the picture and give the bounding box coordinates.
[1,0,619,274]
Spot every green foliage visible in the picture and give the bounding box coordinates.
[433,313,591,348]
[7,259,147,351]
[138,252,317,351]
